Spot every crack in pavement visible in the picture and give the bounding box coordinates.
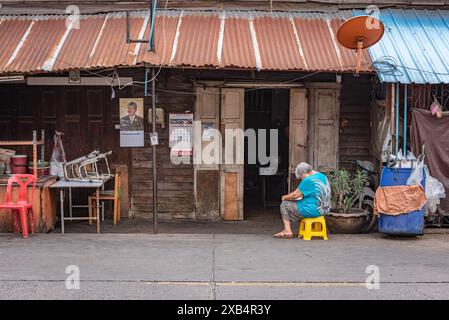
[210,232,217,300]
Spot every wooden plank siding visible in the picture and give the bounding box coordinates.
[339,74,374,169]
[0,81,132,218]
[0,68,374,221]
[129,69,195,219]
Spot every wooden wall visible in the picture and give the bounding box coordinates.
[0,83,131,165]
[0,80,133,219]
[0,68,374,221]
[339,74,374,168]
[129,69,195,219]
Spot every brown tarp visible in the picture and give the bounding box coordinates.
[374,184,427,215]
[411,109,449,212]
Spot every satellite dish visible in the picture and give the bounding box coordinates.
[337,15,384,75]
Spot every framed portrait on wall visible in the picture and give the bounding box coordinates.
[119,98,144,147]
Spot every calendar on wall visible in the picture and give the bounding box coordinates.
[169,113,193,157]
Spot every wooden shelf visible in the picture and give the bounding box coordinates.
[0,130,45,177]
[0,140,44,146]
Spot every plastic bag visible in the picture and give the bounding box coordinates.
[50,131,67,178]
[424,166,446,214]
[406,155,425,185]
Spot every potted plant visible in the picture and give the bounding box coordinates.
[325,169,370,234]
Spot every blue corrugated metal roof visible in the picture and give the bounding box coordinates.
[354,9,449,84]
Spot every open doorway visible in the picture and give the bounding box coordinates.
[244,89,290,220]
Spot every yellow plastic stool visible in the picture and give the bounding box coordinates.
[298,216,328,241]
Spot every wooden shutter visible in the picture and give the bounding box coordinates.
[220,88,244,221]
[194,86,220,220]
[309,86,340,172]
[289,88,308,191]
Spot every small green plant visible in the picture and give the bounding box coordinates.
[327,169,367,214]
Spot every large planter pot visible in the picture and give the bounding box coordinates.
[325,209,369,234]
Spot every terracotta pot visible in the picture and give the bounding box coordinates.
[325,209,369,234]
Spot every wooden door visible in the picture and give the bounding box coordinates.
[220,88,244,221]
[288,88,308,191]
[308,85,340,172]
[194,86,220,220]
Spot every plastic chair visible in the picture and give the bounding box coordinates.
[88,172,121,225]
[298,216,328,241]
[0,174,37,238]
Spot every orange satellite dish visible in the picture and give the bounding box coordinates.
[337,15,385,75]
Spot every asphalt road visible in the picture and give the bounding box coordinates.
[1,232,449,300]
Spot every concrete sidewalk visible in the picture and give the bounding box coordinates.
[1,232,449,299]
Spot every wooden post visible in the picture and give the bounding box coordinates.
[152,67,158,234]
[96,188,100,234]
[41,129,45,178]
[33,130,37,177]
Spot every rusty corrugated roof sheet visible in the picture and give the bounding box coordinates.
[0,10,373,74]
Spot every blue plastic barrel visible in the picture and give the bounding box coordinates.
[378,167,425,236]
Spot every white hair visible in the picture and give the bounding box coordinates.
[295,162,313,179]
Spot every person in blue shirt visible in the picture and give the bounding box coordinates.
[274,162,331,239]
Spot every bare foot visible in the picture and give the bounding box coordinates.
[273,231,294,239]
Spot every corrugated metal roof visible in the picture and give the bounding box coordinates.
[359,9,449,84]
[0,10,373,74]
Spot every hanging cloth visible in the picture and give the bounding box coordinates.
[374,184,427,216]
[411,109,449,212]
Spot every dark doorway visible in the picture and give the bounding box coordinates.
[244,89,290,220]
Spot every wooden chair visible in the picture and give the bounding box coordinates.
[88,172,121,225]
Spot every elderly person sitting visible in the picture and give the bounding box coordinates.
[274,162,331,239]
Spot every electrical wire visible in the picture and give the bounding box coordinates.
[371,56,403,77]
[371,55,449,78]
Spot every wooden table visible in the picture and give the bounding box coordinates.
[50,179,108,234]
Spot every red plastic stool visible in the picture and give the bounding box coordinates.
[0,174,36,238]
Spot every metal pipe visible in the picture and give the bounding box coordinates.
[152,67,158,234]
[126,11,150,44]
[390,83,395,161]
[148,0,157,51]
[403,84,408,158]
[144,66,148,96]
[126,11,131,43]
[396,83,399,157]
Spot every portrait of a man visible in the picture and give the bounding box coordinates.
[120,100,144,131]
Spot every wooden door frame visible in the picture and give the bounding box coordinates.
[194,81,315,221]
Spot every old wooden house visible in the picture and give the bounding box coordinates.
[1,1,448,229]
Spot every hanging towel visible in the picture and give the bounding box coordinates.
[374,184,427,216]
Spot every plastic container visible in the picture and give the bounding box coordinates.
[28,161,50,168]
[28,165,50,176]
[378,167,425,236]
[11,164,28,174]
[11,155,28,166]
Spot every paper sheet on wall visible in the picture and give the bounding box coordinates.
[169,113,193,158]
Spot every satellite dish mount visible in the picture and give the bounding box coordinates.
[337,16,384,76]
